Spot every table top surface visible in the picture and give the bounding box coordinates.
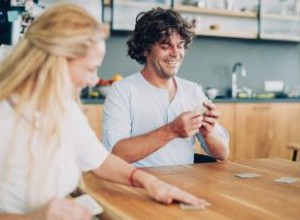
[83,158,300,220]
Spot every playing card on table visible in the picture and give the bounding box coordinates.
[180,203,206,211]
[274,177,299,184]
[74,194,103,215]
[234,173,261,178]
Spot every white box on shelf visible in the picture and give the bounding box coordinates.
[264,80,284,92]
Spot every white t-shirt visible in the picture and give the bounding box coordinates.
[0,99,108,213]
[103,73,228,167]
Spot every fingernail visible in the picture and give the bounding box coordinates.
[205,202,211,206]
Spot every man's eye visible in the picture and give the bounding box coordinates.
[160,44,169,49]
[177,43,185,49]
[89,68,98,73]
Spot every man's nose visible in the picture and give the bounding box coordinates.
[170,46,179,56]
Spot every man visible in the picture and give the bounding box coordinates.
[103,7,229,167]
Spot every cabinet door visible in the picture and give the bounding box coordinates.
[112,0,171,31]
[260,0,300,41]
[267,103,290,159]
[216,103,235,160]
[83,104,104,141]
[174,0,258,39]
[234,102,300,160]
[274,103,300,159]
[234,103,273,159]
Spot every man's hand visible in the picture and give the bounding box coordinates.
[199,101,221,137]
[169,110,204,138]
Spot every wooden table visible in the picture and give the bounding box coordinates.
[83,158,300,220]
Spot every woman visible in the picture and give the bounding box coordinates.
[0,4,210,220]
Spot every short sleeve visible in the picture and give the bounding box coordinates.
[197,124,229,155]
[70,102,109,172]
[102,82,132,151]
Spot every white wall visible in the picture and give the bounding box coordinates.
[41,0,102,20]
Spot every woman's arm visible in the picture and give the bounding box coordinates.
[92,154,210,206]
[0,198,92,220]
[0,214,29,220]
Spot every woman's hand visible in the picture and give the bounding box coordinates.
[144,178,210,207]
[132,170,210,208]
[29,198,92,220]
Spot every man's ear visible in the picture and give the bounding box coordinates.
[143,50,148,56]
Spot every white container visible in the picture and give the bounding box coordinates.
[98,86,111,98]
[280,0,289,15]
[206,88,219,99]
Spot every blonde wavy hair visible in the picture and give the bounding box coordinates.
[0,3,108,209]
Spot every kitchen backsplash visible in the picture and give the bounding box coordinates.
[100,35,300,96]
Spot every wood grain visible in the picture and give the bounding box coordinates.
[82,102,300,160]
[82,104,103,141]
[83,158,300,220]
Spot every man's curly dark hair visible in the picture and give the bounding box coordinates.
[127,7,195,65]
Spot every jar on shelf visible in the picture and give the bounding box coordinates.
[224,0,234,11]
[280,0,289,15]
[295,0,300,15]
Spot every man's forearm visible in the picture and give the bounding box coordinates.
[112,124,177,163]
[204,132,229,160]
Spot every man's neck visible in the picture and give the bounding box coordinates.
[141,69,172,87]
[141,69,177,101]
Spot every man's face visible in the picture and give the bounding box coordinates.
[145,33,185,79]
[68,40,105,92]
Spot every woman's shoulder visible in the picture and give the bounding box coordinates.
[0,99,15,121]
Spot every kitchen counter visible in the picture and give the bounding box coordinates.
[213,97,300,103]
[81,98,105,104]
[81,97,300,104]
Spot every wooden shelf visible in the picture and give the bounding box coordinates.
[109,2,300,42]
[113,0,170,8]
[260,33,300,42]
[261,13,300,21]
[174,4,257,18]
[197,30,258,39]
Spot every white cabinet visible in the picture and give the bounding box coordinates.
[112,0,171,31]
[260,0,300,41]
[42,0,103,21]
[108,0,300,42]
[174,0,259,39]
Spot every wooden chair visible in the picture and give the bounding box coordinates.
[194,154,217,163]
[287,143,300,161]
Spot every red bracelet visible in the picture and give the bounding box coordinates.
[129,168,139,187]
